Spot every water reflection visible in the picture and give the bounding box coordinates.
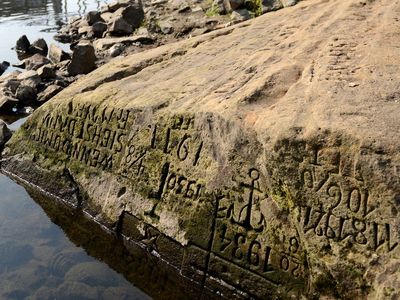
[0,0,109,25]
[0,174,151,299]
[0,175,221,300]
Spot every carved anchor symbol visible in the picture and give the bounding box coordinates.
[230,169,267,232]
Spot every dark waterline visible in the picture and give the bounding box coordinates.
[0,1,152,299]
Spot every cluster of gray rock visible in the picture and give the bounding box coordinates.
[55,0,145,44]
[0,36,96,113]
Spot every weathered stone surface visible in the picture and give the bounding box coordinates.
[3,1,400,299]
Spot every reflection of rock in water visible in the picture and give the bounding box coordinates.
[48,248,89,277]
[0,241,33,271]
[64,262,119,287]
[56,281,101,300]
[22,180,219,300]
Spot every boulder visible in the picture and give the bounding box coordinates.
[15,84,37,103]
[30,38,48,57]
[16,70,39,82]
[24,54,51,71]
[54,33,74,44]
[0,120,11,149]
[16,70,41,89]
[261,0,284,13]
[67,43,96,76]
[15,35,31,59]
[230,9,252,21]
[104,0,133,13]
[0,94,18,113]
[224,0,244,12]
[100,12,114,23]
[113,5,145,29]
[107,17,134,36]
[0,78,20,94]
[5,1,400,299]
[85,11,104,25]
[37,64,56,80]
[0,61,10,76]
[78,26,94,36]
[92,22,108,38]
[49,44,70,63]
[108,43,125,57]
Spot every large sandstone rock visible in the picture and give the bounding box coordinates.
[3,0,400,299]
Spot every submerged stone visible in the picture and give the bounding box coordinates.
[2,1,400,299]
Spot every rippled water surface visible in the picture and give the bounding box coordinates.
[0,1,152,299]
[0,0,111,71]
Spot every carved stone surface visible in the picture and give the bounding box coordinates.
[2,0,400,299]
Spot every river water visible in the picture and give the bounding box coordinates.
[0,1,153,299]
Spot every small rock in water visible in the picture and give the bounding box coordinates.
[0,61,10,76]
[15,35,31,59]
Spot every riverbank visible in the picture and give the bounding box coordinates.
[0,0,301,118]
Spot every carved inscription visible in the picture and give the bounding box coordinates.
[291,142,399,253]
[30,104,131,170]
[212,168,307,287]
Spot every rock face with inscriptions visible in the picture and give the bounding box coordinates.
[2,0,400,299]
